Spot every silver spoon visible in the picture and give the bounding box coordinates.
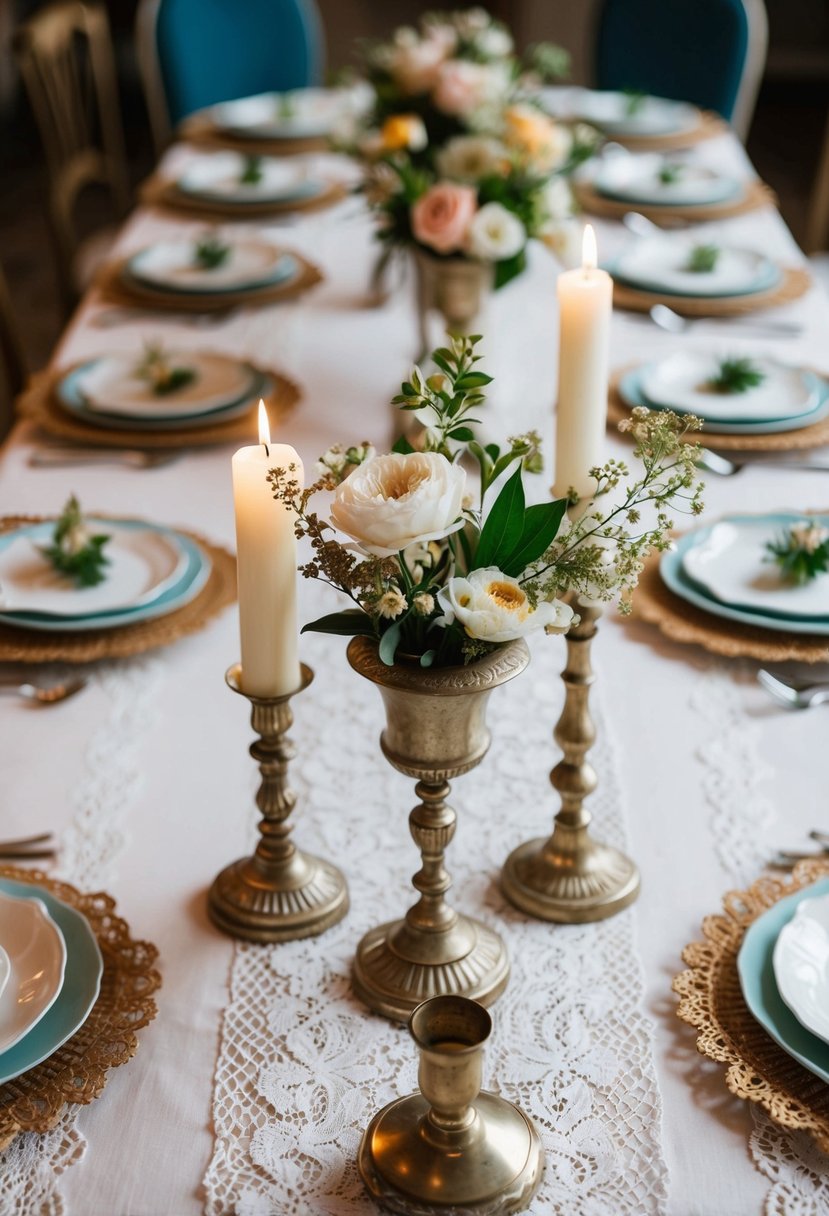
[696,448,829,476]
[649,302,802,338]
[0,679,87,705]
[29,448,180,470]
[758,669,829,710]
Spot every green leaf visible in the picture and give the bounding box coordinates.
[499,499,568,577]
[301,611,375,637]
[485,443,500,462]
[468,440,493,481]
[392,435,415,454]
[474,466,525,570]
[455,372,492,389]
[379,620,402,665]
[419,649,436,667]
[448,426,475,441]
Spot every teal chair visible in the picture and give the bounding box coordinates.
[136,0,324,150]
[595,0,767,138]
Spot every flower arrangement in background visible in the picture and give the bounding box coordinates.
[267,337,704,669]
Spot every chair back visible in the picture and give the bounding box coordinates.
[13,1,129,308]
[0,262,28,442]
[595,0,767,138]
[137,0,323,150]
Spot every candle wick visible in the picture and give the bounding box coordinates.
[262,442,270,458]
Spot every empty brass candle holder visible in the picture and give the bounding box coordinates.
[358,995,545,1215]
[208,663,349,943]
[500,599,640,923]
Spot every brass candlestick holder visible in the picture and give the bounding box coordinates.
[500,599,640,923]
[359,995,545,1215]
[208,663,349,943]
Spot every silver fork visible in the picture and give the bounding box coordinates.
[0,678,87,705]
[697,448,829,476]
[0,832,56,860]
[29,448,180,470]
[758,669,829,709]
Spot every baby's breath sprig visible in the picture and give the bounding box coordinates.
[766,521,829,585]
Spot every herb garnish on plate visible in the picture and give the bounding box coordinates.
[194,232,231,270]
[707,357,766,394]
[42,495,110,587]
[685,244,720,273]
[135,342,196,396]
[767,521,829,585]
[239,155,264,185]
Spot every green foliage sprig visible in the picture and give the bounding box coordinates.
[623,88,647,116]
[135,342,196,396]
[767,521,829,585]
[658,162,683,185]
[686,244,720,273]
[194,233,231,269]
[708,357,766,394]
[239,156,264,185]
[42,495,110,587]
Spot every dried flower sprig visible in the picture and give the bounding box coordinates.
[766,521,829,585]
[42,495,110,587]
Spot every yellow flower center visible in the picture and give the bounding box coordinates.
[458,594,471,607]
[487,581,527,611]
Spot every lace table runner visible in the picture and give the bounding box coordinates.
[203,634,669,1215]
[694,663,829,1216]
[0,657,164,1216]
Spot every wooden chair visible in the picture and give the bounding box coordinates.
[0,262,28,442]
[13,2,130,311]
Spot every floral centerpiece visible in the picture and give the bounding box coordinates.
[267,336,704,668]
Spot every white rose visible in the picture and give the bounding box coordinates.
[330,452,466,558]
[437,568,574,642]
[433,60,509,117]
[466,202,526,260]
[473,25,513,59]
[388,36,448,95]
[541,217,583,269]
[436,135,507,182]
[540,177,575,224]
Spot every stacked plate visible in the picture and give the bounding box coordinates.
[207,85,368,142]
[660,512,829,637]
[567,89,700,139]
[607,235,782,299]
[591,152,742,210]
[0,517,211,632]
[739,878,829,1085]
[0,880,102,1084]
[55,352,270,433]
[122,237,299,300]
[618,351,829,435]
[175,153,327,208]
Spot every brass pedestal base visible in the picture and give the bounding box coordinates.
[352,915,510,1023]
[208,852,349,944]
[359,1092,544,1215]
[501,836,640,925]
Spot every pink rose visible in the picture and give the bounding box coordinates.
[411,183,477,255]
[432,60,505,117]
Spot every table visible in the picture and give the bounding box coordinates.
[1,131,828,1216]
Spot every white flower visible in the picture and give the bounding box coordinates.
[330,452,466,558]
[436,135,507,182]
[473,25,513,59]
[541,217,583,269]
[413,591,435,616]
[433,60,509,118]
[387,35,448,95]
[437,567,574,642]
[540,177,575,225]
[403,539,443,582]
[377,587,407,619]
[317,441,376,484]
[791,522,828,553]
[466,202,526,260]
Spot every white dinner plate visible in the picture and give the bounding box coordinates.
[127,239,293,294]
[77,352,260,419]
[569,88,699,137]
[682,517,829,620]
[611,236,780,297]
[0,890,66,1054]
[0,520,189,616]
[774,891,829,1046]
[210,88,343,139]
[176,154,323,204]
[0,946,9,1002]
[592,153,741,207]
[640,352,820,422]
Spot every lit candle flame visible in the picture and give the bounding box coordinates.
[582,223,597,273]
[258,400,271,453]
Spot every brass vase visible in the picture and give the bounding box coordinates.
[347,636,530,1022]
[359,995,545,1215]
[414,249,494,361]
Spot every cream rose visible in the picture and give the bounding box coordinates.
[436,135,507,182]
[411,182,477,254]
[388,36,448,95]
[437,568,574,642]
[330,452,467,558]
[433,60,508,117]
[466,202,525,260]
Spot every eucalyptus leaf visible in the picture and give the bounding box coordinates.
[379,620,402,665]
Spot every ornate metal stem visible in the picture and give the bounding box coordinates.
[208,663,349,943]
[500,601,640,923]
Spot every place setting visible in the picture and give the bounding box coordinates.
[550,87,727,149]
[574,148,775,225]
[141,150,348,219]
[0,495,236,663]
[605,231,810,316]
[18,339,299,450]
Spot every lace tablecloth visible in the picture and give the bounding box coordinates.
[1,127,828,1215]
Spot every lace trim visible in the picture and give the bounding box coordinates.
[692,662,829,1213]
[204,633,669,1215]
[0,656,164,1216]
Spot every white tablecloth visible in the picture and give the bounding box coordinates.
[1,130,829,1216]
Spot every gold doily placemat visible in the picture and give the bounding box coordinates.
[673,859,829,1153]
[574,177,775,227]
[609,366,829,453]
[96,253,323,314]
[0,517,236,663]
[140,173,347,220]
[609,109,728,152]
[0,867,161,1149]
[627,544,829,663]
[179,112,327,157]
[612,266,810,317]
[17,363,299,449]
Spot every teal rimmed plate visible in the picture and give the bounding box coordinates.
[0,879,102,1085]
